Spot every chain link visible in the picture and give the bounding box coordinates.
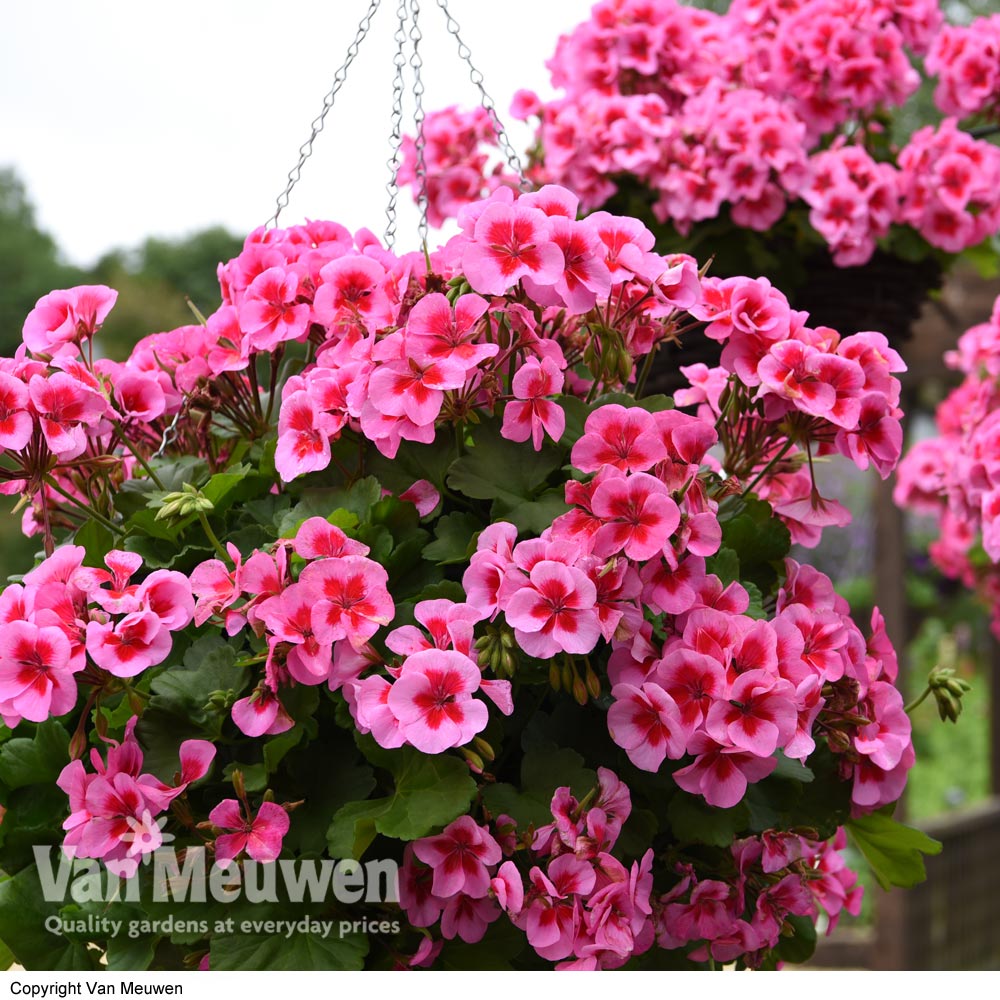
[265,0,383,228]
[434,0,532,191]
[408,0,430,249]
[383,0,410,249]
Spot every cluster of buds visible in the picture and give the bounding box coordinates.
[926,665,972,723]
[153,483,215,523]
[548,656,602,706]
[474,624,519,680]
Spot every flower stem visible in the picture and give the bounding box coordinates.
[197,510,232,565]
[905,686,931,715]
[740,438,796,498]
[113,423,165,490]
[44,476,125,536]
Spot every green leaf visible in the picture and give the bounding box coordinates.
[106,930,157,971]
[0,720,69,789]
[776,914,817,965]
[200,464,272,515]
[137,636,246,776]
[718,495,791,592]
[74,519,116,568]
[278,479,381,537]
[667,792,750,847]
[494,488,571,535]
[771,752,814,783]
[263,727,304,774]
[210,929,368,971]
[327,745,476,857]
[555,394,591,449]
[0,867,99,970]
[846,811,942,890]
[482,745,596,829]
[424,511,480,565]
[447,418,562,507]
[366,438,456,497]
[706,546,740,587]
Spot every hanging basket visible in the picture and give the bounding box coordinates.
[790,247,943,350]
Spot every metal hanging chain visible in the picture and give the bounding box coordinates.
[435,0,531,191]
[408,0,430,250]
[383,0,410,249]
[266,0,383,228]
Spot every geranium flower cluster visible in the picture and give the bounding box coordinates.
[681,274,907,545]
[926,14,1000,121]
[268,184,700,475]
[0,545,193,726]
[896,292,1000,636]
[57,720,214,877]
[0,180,933,971]
[401,0,1000,267]
[400,768,862,969]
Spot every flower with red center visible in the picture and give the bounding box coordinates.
[299,555,394,651]
[367,355,468,427]
[275,390,331,482]
[239,266,311,351]
[673,733,778,808]
[591,472,680,561]
[705,669,798,757]
[462,203,564,295]
[0,620,76,722]
[386,648,488,753]
[210,799,290,863]
[501,357,566,451]
[22,284,118,355]
[413,815,503,899]
[608,682,691,770]
[27,372,106,461]
[0,372,32,453]
[405,292,495,370]
[503,560,601,658]
[572,404,666,474]
[85,611,172,678]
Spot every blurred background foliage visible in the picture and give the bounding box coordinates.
[0,166,242,578]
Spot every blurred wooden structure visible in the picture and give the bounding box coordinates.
[812,266,1000,971]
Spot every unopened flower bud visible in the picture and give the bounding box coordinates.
[472,736,495,763]
[549,660,562,692]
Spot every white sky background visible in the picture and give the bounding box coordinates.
[1,0,594,268]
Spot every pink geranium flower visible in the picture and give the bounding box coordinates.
[501,357,565,451]
[673,733,778,808]
[299,555,394,650]
[504,560,601,658]
[608,682,690,770]
[0,372,32,452]
[571,404,666,474]
[462,203,564,295]
[591,472,680,561]
[0,621,77,722]
[85,611,172,678]
[413,815,502,899]
[387,648,488,753]
[22,285,118,355]
[210,799,290,864]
